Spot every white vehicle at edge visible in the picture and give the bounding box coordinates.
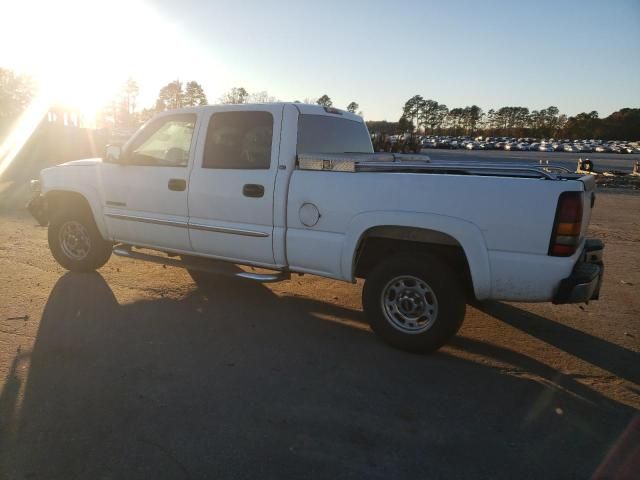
[28,103,604,353]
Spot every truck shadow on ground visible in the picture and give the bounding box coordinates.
[475,301,640,385]
[0,272,636,480]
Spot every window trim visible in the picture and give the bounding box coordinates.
[123,113,198,168]
[202,110,275,170]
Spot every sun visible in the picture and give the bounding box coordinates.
[1,0,224,123]
[0,0,226,177]
[19,0,165,122]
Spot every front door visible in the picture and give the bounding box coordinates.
[187,106,282,266]
[101,112,198,252]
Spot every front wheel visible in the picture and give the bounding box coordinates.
[362,254,466,353]
[48,208,112,272]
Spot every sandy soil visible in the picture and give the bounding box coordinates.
[0,191,638,479]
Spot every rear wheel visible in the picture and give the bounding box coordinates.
[363,254,466,353]
[48,208,112,271]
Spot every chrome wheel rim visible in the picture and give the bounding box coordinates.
[381,275,438,334]
[59,220,91,261]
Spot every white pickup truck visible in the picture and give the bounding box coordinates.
[28,103,604,352]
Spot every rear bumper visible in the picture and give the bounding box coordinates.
[553,239,604,304]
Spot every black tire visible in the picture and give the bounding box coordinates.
[362,254,466,353]
[48,207,112,272]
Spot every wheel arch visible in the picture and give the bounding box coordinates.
[44,189,108,239]
[342,211,492,300]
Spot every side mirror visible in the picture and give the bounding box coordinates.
[105,144,123,163]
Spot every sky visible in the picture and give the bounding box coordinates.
[1,0,639,121]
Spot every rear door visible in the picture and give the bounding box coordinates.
[187,105,283,266]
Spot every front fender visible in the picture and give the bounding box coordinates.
[40,165,108,238]
[341,211,492,300]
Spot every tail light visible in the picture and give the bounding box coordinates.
[549,191,583,256]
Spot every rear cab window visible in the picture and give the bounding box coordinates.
[297,114,373,154]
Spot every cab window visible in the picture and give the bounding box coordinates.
[203,111,273,169]
[297,114,373,154]
[127,114,196,166]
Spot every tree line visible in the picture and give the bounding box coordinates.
[371,95,639,140]
[104,81,360,129]
[0,67,637,140]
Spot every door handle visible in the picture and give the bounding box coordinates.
[243,184,264,198]
[168,178,186,191]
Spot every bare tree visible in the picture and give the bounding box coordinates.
[112,77,140,127]
[248,91,279,103]
[219,87,249,104]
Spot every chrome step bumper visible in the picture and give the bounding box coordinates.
[113,245,290,283]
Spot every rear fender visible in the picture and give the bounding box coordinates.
[342,211,492,299]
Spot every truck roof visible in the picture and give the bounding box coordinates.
[165,103,363,122]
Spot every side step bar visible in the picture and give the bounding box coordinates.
[113,245,290,283]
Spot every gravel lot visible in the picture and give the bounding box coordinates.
[0,192,638,479]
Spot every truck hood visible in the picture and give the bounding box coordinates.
[59,158,103,167]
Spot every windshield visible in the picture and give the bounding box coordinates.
[297,114,373,154]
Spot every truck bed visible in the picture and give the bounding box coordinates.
[297,153,581,180]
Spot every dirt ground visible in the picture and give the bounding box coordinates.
[0,191,638,479]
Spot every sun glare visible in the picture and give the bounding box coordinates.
[0,0,225,178]
[7,0,206,120]
[0,94,50,178]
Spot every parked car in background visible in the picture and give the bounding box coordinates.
[619,145,635,154]
[576,144,593,153]
[370,132,637,156]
